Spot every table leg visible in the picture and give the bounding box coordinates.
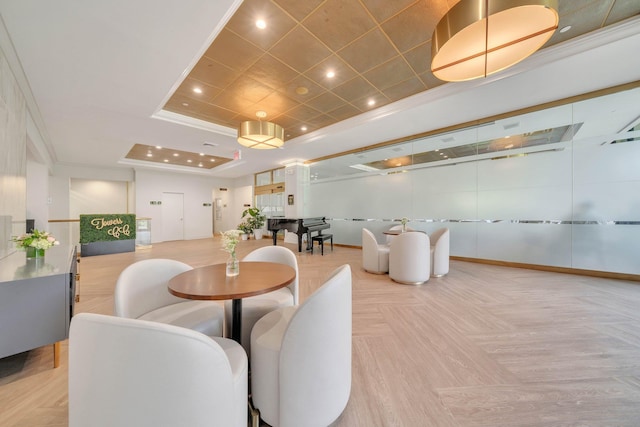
[231,298,242,344]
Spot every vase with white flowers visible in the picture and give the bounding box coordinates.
[12,229,60,258]
[400,217,409,233]
[221,229,241,277]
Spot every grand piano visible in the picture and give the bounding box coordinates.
[267,217,330,252]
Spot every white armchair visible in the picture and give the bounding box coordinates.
[362,228,390,274]
[389,231,431,285]
[69,313,248,427]
[114,258,224,337]
[430,228,450,277]
[225,245,298,353]
[385,224,415,245]
[250,264,352,427]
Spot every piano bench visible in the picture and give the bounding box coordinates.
[311,234,333,255]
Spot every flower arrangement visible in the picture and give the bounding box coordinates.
[221,229,242,277]
[221,229,241,257]
[400,217,409,232]
[12,229,59,251]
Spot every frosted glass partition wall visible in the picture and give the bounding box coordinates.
[308,87,640,275]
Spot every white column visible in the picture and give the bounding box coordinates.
[284,163,310,219]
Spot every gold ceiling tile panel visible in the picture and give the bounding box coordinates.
[361,0,421,23]
[211,88,256,114]
[304,55,358,90]
[304,91,348,114]
[204,29,265,72]
[226,0,297,50]
[269,26,332,73]
[327,103,361,121]
[363,56,416,91]
[189,59,238,90]
[272,0,324,22]
[381,1,445,53]
[402,42,432,75]
[283,103,324,122]
[278,75,325,102]
[221,75,274,104]
[198,103,238,123]
[332,76,378,102]
[382,77,428,102]
[244,54,299,91]
[173,78,221,102]
[303,0,377,51]
[351,92,389,111]
[161,0,635,142]
[253,91,299,117]
[337,28,399,74]
[164,94,209,115]
[125,144,232,170]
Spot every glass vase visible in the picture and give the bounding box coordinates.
[226,254,240,277]
[26,247,45,259]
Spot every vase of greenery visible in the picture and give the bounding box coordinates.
[241,207,266,240]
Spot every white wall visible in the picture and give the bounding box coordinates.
[70,179,129,216]
[135,169,234,242]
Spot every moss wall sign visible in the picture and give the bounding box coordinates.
[79,214,136,257]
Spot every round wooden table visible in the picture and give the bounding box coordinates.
[168,262,296,343]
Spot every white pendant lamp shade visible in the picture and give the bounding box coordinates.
[431,0,559,82]
[237,112,284,149]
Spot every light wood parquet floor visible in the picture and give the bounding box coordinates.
[1,237,640,426]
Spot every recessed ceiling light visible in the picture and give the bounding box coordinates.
[155,146,162,149]
[367,99,375,106]
[146,153,152,157]
[193,87,202,94]
[396,163,402,167]
[199,152,205,156]
[435,149,439,152]
[173,153,179,157]
[505,144,514,149]
[187,159,192,163]
[198,162,203,167]
[440,152,444,155]
[181,102,189,107]
[256,19,266,29]
[301,126,307,131]
[163,159,169,163]
[560,25,572,33]
[295,86,309,95]
[210,158,215,162]
[326,70,335,78]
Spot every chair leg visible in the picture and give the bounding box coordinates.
[249,400,260,427]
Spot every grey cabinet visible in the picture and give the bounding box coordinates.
[0,245,77,367]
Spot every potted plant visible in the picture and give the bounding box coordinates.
[241,207,266,240]
[237,221,252,240]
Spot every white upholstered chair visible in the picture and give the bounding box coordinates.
[69,313,248,427]
[385,224,416,245]
[250,264,352,427]
[225,245,298,353]
[389,231,431,285]
[430,228,450,277]
[114,258,224,337]
[362,228,390,274]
